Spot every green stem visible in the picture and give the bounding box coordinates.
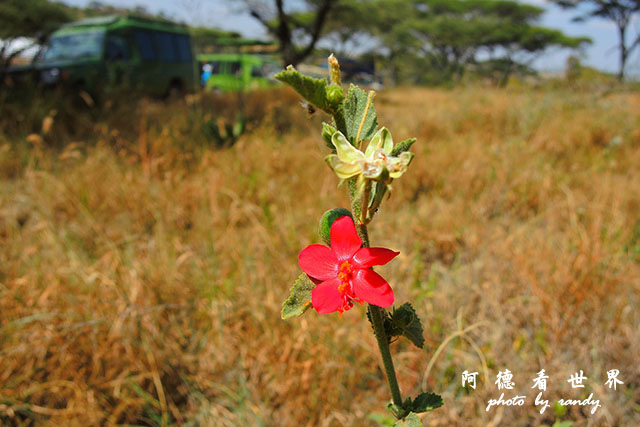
[348,178,403,407]
[360,180,372,225]
[368,304,403,406]
[338,80,402,408]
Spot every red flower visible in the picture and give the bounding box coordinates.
[298,216,399,314]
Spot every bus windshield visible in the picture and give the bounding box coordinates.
[42,30,105,63]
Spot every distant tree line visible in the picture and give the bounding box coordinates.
[242,0,640,83]
[3,0,639,83]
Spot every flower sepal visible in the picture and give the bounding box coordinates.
[322,122,338,149]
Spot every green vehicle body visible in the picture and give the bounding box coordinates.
[198,54,279,92]
[36,15,198,97]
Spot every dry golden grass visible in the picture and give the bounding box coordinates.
[0,86,639,426]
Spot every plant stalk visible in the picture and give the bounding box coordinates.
[349,178,403,407]
[368,303,403,406]
[360,180,372,225]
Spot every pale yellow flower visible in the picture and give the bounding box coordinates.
[325,127,414,181]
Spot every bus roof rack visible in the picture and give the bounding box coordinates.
[61,14,188,29]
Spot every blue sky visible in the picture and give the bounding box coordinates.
[60,0,640,75]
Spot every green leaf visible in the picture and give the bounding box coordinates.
[391,138,416,156]
[368,413,396,426]
[410,392,443,413]
[342,84,378,144]
[553,400,568,417]
[389,303,425,349]
[393,412,422,427]
[332,104,347,137]
[318,208,353,246]
[274,67,334,114]
[391,302,424,348]
[281,274,315,319]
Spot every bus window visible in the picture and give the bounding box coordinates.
[229,61,242,77]
[156,32,177,63]
[209,61,221,74]
[251,66,264,78]
[134,30,156,61]
[173,34,192,63]
[105,36,130,61]
[42,30,105,62]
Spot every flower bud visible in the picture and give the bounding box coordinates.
[318,208,353,246]
[326,84,344,108]
[328,54,341,86]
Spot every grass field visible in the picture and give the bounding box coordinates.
[0,85,639,426]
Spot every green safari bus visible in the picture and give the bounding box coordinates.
[36,15,198,97]
[198,53,280,92]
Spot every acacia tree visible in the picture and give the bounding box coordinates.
[240,0,339,66]
[552,0,640,80]
[403,0,590,83]
[313,0,588,85]
[481,22,591,85]
[0,0,72,71]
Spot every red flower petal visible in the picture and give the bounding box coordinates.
[352,247,399,268]
[351,269,394,307]
[311,278,344,314]
[330,216,361,261]
[299,244,338,281]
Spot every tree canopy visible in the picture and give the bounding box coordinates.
[0,0,73,69]
[0,0,599,86]
[321,0,590,84]
[240,0,339,66]
[552,0,640,80]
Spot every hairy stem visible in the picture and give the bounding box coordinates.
[360,180,372,225]
[338,80,402,408]
[368,304,403,406]
[349,178,403,407]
